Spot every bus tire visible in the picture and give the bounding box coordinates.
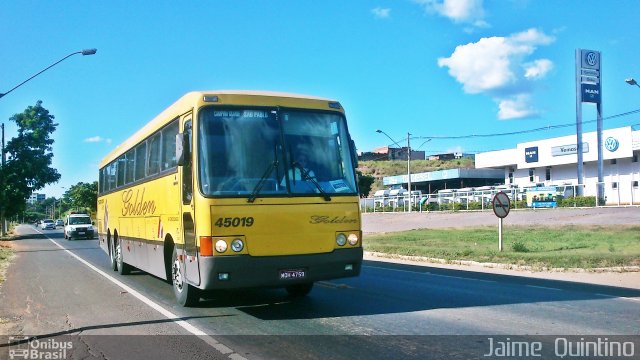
[109,236,118,271]
[115,236,132,275]
[286,282,314,297]
[171,247,200,307]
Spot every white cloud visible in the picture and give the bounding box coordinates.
[437,28,555,119]
[84,136,112,144]
[416,0,487,26]
[524,59,553,79]
[371,7,391,19]
[497,94,539,120]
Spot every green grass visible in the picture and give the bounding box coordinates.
[364,225,640,269]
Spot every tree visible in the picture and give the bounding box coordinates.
[63,181,98,213]
[1,101,60,224]
[357,170,375,198]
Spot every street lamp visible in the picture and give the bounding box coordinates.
[625,78,640,88]
[376,129,413,212]
[0,48,97,99]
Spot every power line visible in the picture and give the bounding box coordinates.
[412,108,640,140]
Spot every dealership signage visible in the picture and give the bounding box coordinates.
[525,146,539,163]
[579,50,601,104]
[551,143,590,157]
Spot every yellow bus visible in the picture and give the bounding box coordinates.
[97,91,362,306]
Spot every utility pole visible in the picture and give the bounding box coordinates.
[1,123,5,236]
[407,132,412,213]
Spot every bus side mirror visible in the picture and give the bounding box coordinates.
[176,133,184,166]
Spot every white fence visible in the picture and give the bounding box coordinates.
[360,181,640,213]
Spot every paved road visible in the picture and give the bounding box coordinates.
[1,224,639,359]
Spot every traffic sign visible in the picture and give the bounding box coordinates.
[492,191,510,219]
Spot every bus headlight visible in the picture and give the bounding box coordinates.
[231,239,244,252]
[215,240,228,253]
[347,233,359,246]
[336,233,347,246]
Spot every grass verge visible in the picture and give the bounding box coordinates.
[364,225,640,269]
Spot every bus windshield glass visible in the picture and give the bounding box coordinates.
[198,107,357,198]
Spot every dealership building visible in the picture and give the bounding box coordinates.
[475,126,640,205]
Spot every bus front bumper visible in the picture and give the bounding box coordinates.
[196,247,363,290]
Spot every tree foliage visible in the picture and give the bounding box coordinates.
[2,101,60,217]
[357,170,375,198]
[63,181,98,212]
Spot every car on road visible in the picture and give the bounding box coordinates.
[40,219,56,230]
[64,213,95,240]
[55,219,64,227]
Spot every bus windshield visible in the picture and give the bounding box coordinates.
[198,107,357,198]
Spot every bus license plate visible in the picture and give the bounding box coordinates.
[279,269,306,280]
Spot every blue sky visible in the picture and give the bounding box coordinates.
[1,1,639,198]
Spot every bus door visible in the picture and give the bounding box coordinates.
[180,114,201,285]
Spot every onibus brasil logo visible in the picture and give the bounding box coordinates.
[8,336,73,359]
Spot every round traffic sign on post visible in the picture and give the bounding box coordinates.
[492,191,511,219]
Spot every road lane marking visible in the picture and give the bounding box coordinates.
[595,293,640,303]
[525,285,563,291]
[33,229,245,360]
[364,265,497,283]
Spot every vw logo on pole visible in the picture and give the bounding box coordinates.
[604,137,619,152]
[585,52,598,66]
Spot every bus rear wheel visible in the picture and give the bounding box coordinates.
[171,247,200,307]
[286,282,314,297]
[116,237,132,275]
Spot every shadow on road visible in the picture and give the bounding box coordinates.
[219,260,640,321]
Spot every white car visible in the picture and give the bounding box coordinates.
[64,214,95,240]
[40,219,56,230]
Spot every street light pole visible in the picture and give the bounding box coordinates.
[0,48,97,99]
[376,129,413,212]
[0,48,96,233]
[407,132,412,212]
[625,78,640,89]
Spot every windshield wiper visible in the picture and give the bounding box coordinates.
[247,160,279,203]
[292,162,331,201]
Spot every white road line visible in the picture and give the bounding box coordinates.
[525,285,563,291]
[364,265,497,283]
[33,228,245,360]
[595,293,640,303]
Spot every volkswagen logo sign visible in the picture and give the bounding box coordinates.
[585,52,598,66]
[604,137,619,152]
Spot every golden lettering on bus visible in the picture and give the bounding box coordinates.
[121,188,157,216]
[309,215,357,224]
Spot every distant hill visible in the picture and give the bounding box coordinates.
[358,158,475,196]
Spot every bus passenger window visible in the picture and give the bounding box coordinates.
[124,149,135,184]
[135,142,147,181]
[161,121,179,170]
[147,133,161,176]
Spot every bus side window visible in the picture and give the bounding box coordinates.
[147,133,161,176]
[162,120,179,170]
[134,142,147,181]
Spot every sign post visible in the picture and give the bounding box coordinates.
[492,191,511,252]
[575,49,603,200]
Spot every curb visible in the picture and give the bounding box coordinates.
[364,251,640,273]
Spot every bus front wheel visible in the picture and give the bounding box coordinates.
[109,238,117,271]
[171,247,200,307]
[286,282,314,297]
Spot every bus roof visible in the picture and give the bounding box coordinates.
[99,90,342,168]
